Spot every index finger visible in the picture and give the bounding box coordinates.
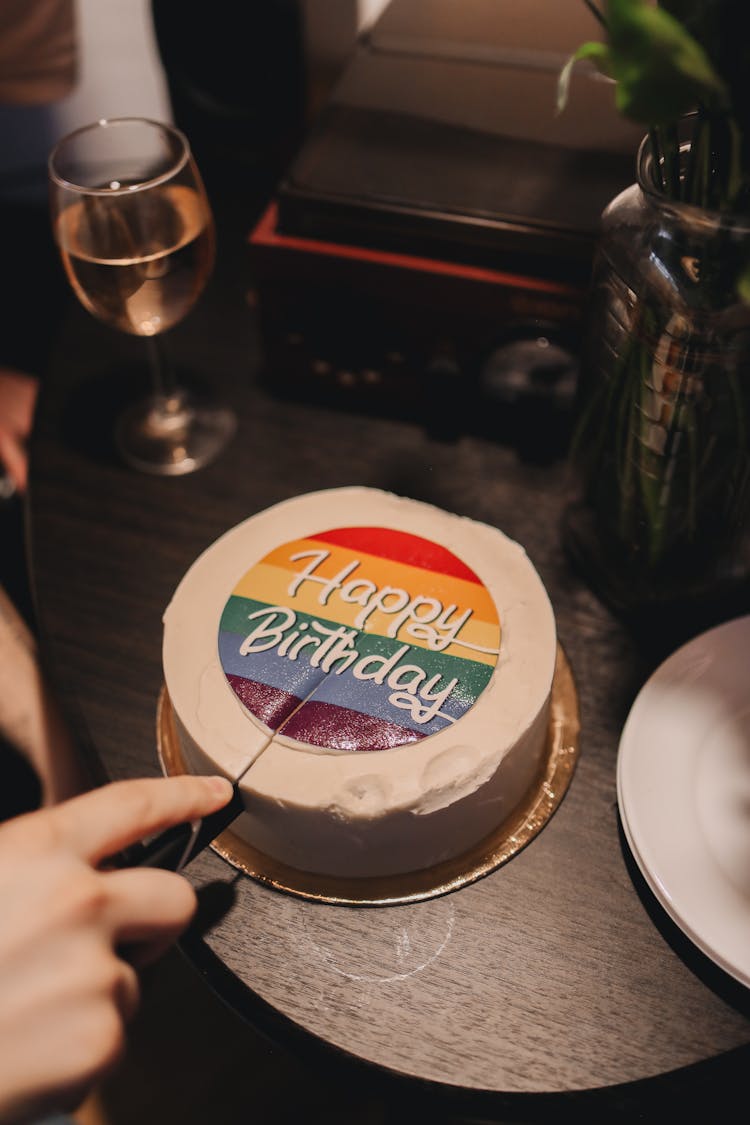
[44,775,234,864]
[0,428,27,493]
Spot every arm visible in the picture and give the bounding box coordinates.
[0,370,37,496]
[0,582,90,806]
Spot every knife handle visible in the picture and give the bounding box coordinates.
[110,784,244,871]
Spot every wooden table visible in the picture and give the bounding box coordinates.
[27,207,750,1122]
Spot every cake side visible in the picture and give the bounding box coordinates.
[234,701,550,877]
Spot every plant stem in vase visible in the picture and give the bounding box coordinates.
[559,3,750,618]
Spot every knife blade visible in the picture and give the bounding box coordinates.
[116,682,320,872]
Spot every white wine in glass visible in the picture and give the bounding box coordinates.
[49,116,235,475]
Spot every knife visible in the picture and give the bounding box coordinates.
[114,683,319,872]
[110,780,246,872]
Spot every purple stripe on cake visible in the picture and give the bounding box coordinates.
[280,699,424,751]
[226,675,301,729]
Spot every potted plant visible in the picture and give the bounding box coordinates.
[558,0,750,616]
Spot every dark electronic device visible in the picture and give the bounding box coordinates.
[249,0,643,451]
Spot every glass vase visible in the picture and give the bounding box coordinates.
[564,134,750,618]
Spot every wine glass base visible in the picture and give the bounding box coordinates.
[114,393,236,476]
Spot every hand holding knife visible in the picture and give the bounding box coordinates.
[110,778,245,872]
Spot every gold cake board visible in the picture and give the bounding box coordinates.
[157,644,580,906]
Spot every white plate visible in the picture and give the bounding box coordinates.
[617,615,750,989]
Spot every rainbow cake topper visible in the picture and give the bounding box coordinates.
[218,526,501,751]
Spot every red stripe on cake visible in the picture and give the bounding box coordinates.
[312,527,481,583]
[226,675,300,730]
[280,699,425,751]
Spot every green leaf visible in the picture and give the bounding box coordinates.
[604,0,728,123]
[556,40,612,114]
[738,261,750,305]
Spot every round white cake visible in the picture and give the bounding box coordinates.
[162,487,557,878]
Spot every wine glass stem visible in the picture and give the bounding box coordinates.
[147,334,180,404]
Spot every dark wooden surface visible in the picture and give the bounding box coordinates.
[26,201,750,1122]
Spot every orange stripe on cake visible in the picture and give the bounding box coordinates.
[252,540,498,622]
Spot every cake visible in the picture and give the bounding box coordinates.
[162,487,557,878]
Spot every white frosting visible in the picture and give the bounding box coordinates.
[162,487,557,877]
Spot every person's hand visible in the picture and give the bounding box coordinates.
[0,773,233,1124]
[0,369,38,495]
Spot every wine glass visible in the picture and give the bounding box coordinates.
[48,117,235,475]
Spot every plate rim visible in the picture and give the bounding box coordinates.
[616,613,750,989]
